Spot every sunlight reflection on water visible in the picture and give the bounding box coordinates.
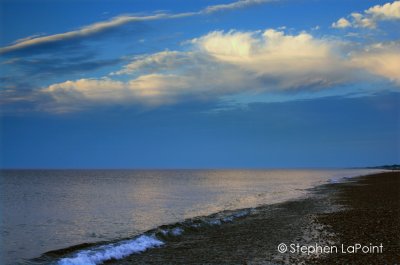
[0,168,380,264]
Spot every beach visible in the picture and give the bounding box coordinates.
[2,169,398,265]
[106,171,400,265]
[314,171,400,264]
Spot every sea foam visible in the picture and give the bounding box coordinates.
[56,208,252,265]
[57,235,164,265]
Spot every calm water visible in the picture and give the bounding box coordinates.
[0,169,380,265]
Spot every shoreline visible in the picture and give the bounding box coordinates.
[312,171,400,264]
[30,171,399,265]
[112,171,399,264]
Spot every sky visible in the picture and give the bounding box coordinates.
[0,0,399,168]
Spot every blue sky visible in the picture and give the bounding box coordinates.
[0,0,399,168]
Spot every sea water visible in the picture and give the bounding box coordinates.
[0,169,381,265]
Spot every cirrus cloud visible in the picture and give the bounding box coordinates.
[0,0,273,56]
[0,14,166,55]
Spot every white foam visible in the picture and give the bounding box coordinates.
[159,227,184,236]
[159,229,168,235]
[233,210,249,218]
[57,235,164,265]
[208,219,222,225]
[326,169,382,184]
[328,175,356,184]
[328,178,341,183]
[170,227,184,236]
[222,216,234,222]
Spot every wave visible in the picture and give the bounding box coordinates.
[328,170,382,184]
[57,235,163,265]
[47,209,252,265]
[31,172,378,265]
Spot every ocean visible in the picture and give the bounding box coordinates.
[0,169,381,265]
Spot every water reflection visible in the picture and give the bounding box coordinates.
[0,168,380,264]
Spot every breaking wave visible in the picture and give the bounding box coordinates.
[49,209,252,265]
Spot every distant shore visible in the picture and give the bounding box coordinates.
[107,171,400,264]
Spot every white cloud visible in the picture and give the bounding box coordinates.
[43,29,358,110]
[332,1,400,29]
[37,29,400,111]
[42,75,191,107]
[192,29,351,88]
[351,42,400,84]
[366,1,400,20]
[13,34,45,44]
[42,55,253,108]
[202,0,272,14]
[332,18,351,28]
[0,14,166,55]
[0,0,273,55]
[112,51,191,76]
[350,12,376,29]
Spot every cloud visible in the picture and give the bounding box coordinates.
[332,18,351,28]
[349,12,377,29]
[42,75,186,103]
[0,0,272,55]
[5,55,123,77]
[332,1,400,29]
[202,0,272,14]
[192,29,351,88]
[0,14,165,55]
[366,1,400,20]
[41,55,251,109]
[7,28,398,112]
[13,34,45,44]
[0,53,125,104]
[41,29,358,110]
[351,42,400,84]
[111,51,190,76]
